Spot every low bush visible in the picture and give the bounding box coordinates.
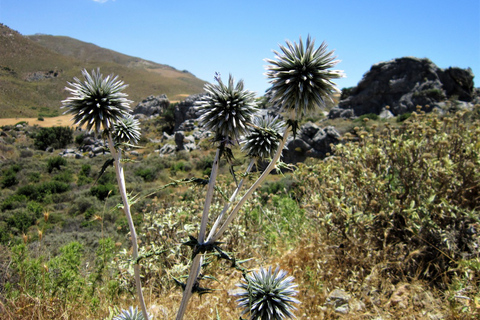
[33,126,73,150]
[90,184,116,201]
[295,110,480,286]
[47,156,67,173]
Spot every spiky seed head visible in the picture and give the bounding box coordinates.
[235,266,300,320]
[242,114,285,160]
[197,73,258,144]
[113,306,148,320]
[62,68,132,134]
[265,36,344,121]
[112,115,142,145]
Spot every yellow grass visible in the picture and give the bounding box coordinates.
[0,115,75,127]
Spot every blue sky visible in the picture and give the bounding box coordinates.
[1,0,479,96]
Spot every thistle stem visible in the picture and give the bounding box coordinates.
[207,158,255,242]
[176,147,221,320]
[198,148,221,243]
[209,127,291,243]
[107,135,149,320]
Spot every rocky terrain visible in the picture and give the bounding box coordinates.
[329,57,478,118]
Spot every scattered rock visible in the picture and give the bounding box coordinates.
[282,122,340,164]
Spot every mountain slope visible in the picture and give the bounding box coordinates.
[0,24,207,118]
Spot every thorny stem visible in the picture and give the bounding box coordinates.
[176,148,221,320]
[176,126,290,320]
[207,159,255,242]
[107,134,149,320]
[209,127,291,243]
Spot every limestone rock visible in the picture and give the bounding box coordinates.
[330,57,475,118]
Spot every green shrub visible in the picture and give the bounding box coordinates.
[46,241,86,300]
[1,194,28,211]
[80,164,91,177]
[396,112,412,122]
[28,172,41,183]
[53,169,74,183]
[355,113,379,122]
[1,164,21,188]
[90,184,116,201]
[47,156,67,173]
[16,181,70,202]
[295,111,480,284]
[7,210,36,233]
[170,160,192,175]
[34,126,73,150]
[1,172,18,188]
[135,167,156,182]
[75,133,86,145]
[340,86,355,100]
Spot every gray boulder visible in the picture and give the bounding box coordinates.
[133,94,170,117]
[282,122,340,164]
[330,57,475,118]
[174,93,206,131]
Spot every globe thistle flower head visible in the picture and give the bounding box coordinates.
[235,266,299,320]
[62,68,132,134]
[265,36,344,122]
[242,114,285,160]
[197,73,258,144]
[112,115,142,146]
[113,306,148,320]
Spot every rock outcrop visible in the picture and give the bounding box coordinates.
[133,94,170,118]
[329,57,475,118]
[174,93,206,131]
[282,122,340,164]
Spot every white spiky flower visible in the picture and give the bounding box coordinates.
[62,68,132,134]
[113,306,148,320]
[197,73,258,144]
[235,266,300,320]
[242,114,285,160]
[265,36,344,121]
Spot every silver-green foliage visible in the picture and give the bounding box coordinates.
[235,266,299,320]
[265,36,344,121]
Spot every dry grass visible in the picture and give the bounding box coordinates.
[0,115,75,127]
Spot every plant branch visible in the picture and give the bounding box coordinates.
[207,159,255,242]
[107,134,149,320]
[209,127,291,243]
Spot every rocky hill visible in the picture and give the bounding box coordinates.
[330,57,478,118]
[0,24,207,118]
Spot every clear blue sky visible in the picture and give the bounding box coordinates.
[1,0,479,96]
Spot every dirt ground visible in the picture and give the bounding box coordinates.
[0,115,75,128]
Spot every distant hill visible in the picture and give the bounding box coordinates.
[0,24,207,118]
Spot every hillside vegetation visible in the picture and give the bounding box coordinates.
[0,24,206,118]
[0,106,478,319]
